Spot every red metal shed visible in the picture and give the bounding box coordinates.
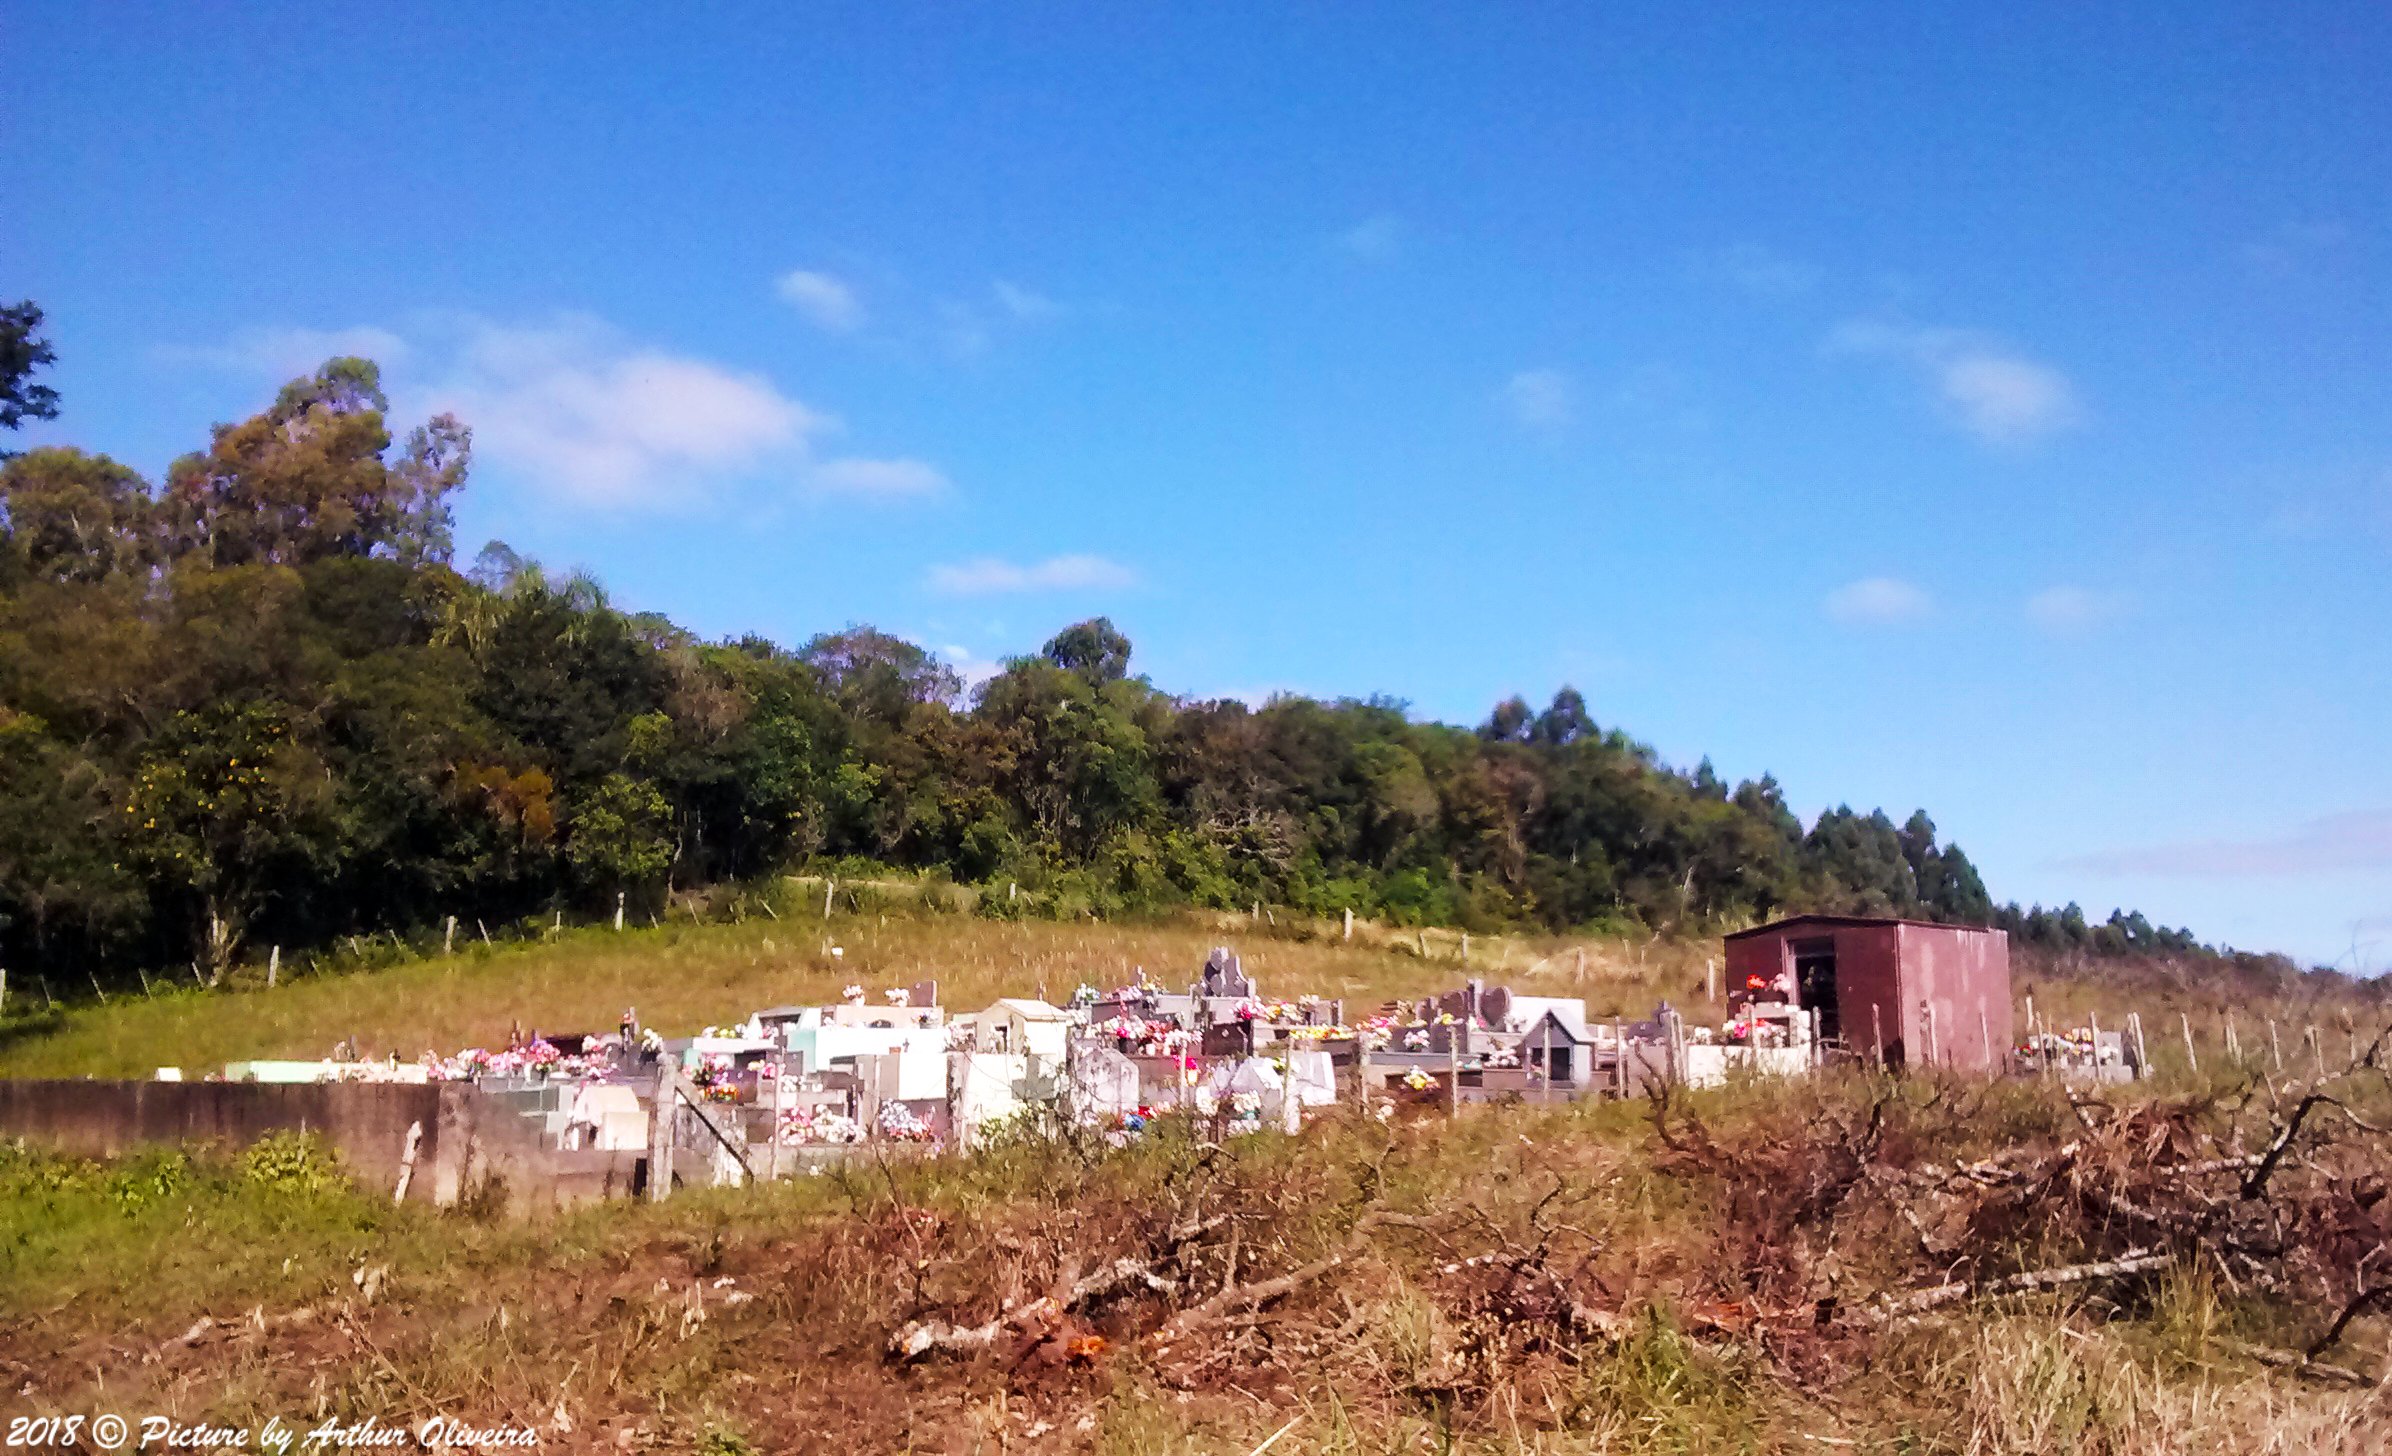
[1723,914,2012,1072]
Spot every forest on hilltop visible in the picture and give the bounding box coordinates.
[0,319,2237,987]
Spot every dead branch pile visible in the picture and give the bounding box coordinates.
[874,1025,2392,1430]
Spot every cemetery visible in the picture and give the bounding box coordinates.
[0,915,2057,1207]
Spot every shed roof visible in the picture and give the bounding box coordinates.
[1723,913,2006,942]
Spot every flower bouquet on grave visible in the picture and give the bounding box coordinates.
[877,1101,935,1142]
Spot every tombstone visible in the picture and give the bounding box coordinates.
[909,978,939,1009]
[1202,1021,1256,1058]
[1201,947,1253,999]
[1479,986,1513,1030]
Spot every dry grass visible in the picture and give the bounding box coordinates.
[0,896,1709,1079]
[5,1069,2388,1454]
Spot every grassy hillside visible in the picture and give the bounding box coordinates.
[2,908,2389,1451]
[0,899,1716,1080]
[0,891,2376,1085]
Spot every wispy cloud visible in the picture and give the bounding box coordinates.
[991,280,1058,322]
[927,554,1136,596]
[1829,320,2083,444]
[2025,585,2129,636]
[2242,221,2347,275]
[935,643,1008,690]
[2060,809,2392,878]
[807,456,948,501]
[1824,576,1933,626]
[171,312,950,513]
[775,269,865,331]
[1337,213,1403,263]
[1501,369,1573,430]
[1697,243,1820,298]
[160,325,414,377]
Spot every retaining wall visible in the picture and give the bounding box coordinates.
[0,1079,639,1210]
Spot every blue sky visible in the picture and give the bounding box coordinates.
[6,3,2388,965]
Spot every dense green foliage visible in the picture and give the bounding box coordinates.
[0,300,62,442]
[0,352,2212,987]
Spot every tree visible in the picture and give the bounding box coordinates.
[1535,687,1594,746]
[800,624,962,720]
[120,703,340,974]
[161,357,468,569]
[0,448,158,585]
[1480,696,1534,743]
[1041,617,1132,684]
[0,300,61,441]
[564,773,675,902]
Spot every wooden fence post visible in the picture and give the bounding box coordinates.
[444,917,457,955]
[2225,1013,2241,1062]
[2127,1012,2148,1078]
[1447,1034,1459,1119]
[393,1121,423,1203]
[614,892,625,932]
[648,1063,677,1203]
[267,945,280,989]
[2269,1020,2283,1071]
[1343,908,1353,942]
[2089,1011,2104,1076]
[2181,1012,2198,1074]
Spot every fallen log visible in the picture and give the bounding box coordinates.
[890,1255,1176,1360]
[1152,1209,1439,1344]
[1879,1250,2171,1317]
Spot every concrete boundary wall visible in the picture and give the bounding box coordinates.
[0,1080,639,1210]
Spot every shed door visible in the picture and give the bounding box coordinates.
[1791,937,1841,1041]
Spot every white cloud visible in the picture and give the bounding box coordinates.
[2060,809,2392,878]
[1501,369,1573,430]
[170,312,961,512]
[161,325,413,378]
[926,554,1136,596]
[991,281,1058,321]
[2025,585,2129,636]
[1824,576,1933,626]
[1337,213,1402,262]
[1699,244,1820,298]
[808,456,948,500]
[936,643,1008,690]
[1829,320,2083,444]
[775,269,865,331]
[424,316,829,509]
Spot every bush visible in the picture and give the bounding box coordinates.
[240,1131,345,1196]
